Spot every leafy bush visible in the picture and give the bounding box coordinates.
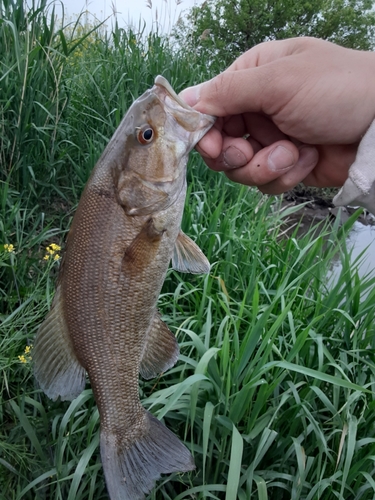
[172,0,375,68]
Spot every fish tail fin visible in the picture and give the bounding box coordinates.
[100,412,195,500]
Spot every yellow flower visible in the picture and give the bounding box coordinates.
[18,345,33,363]
[4,243,15,253]
[44,243,61,261]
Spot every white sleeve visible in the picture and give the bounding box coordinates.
[333,119,375,215]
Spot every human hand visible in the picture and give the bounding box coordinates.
[180,37,375,194]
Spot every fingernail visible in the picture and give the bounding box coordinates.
[268,146,295,172]
[196,143,211,159]
[179,85,201,107]
[223,146,247,168]
[298,145,319,167]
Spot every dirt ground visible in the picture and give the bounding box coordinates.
[284,186,375,227]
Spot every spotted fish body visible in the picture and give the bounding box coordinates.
[33,76,215,500]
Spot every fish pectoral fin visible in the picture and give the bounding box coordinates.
[139,312,179,380]
[172,230,210,274]
[101,412,195,500]
[123,218,164,270]
[33,286,86,401]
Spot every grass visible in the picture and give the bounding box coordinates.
[1,1,375,499]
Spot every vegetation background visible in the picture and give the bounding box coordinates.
[1,0,375,498]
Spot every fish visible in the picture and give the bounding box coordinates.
[33,76,215,500]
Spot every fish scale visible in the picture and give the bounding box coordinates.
[33,76,215,500]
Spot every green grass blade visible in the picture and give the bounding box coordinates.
[225,423,243,500]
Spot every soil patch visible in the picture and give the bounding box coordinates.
[283,187,375,227]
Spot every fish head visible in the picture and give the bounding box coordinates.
[113,76,215,216]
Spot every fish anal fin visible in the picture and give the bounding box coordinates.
[101,412,195,500]
[172,230,210,274]
[140,313,179,380]
[33,287,86,401]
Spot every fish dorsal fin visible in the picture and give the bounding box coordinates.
[140,312,179,380]
[172,231,210,274]
[33,286,86,401]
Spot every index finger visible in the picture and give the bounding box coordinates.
[226,38,302,71]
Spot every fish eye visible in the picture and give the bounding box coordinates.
[136,125,154,145]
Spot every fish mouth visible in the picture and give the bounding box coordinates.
[153,75,215,138]
[154,75,193,111]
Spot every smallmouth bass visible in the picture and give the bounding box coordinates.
[33,76,215,500]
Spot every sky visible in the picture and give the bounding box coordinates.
[60,0,204,33]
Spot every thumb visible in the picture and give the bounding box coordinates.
[179,68,269,117]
